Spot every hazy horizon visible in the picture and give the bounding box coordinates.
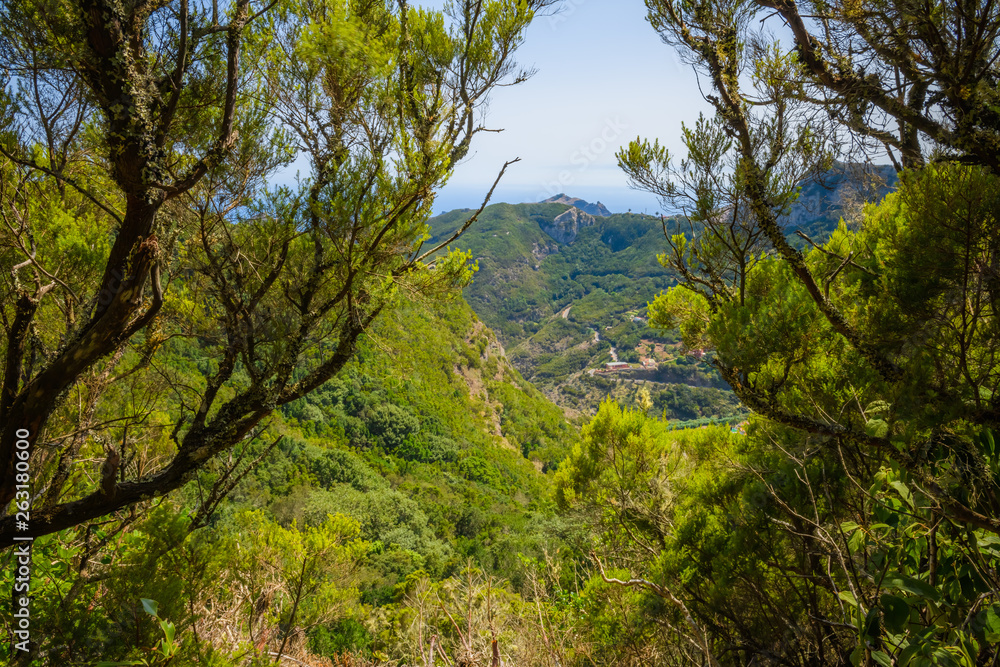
[430,184,668,217]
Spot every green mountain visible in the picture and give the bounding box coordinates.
[240,296,577,587]
[428,202,668,339]
[428,202,730,417]
[542,193,613,217]
[428,165,896,416]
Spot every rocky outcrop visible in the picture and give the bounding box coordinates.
[780,163,897,231]
[540,207,596,244]
[543,194,612,217]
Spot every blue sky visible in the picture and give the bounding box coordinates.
[427,0,714,215]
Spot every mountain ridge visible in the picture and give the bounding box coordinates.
[428,163,898,416]
[542,193,612,217]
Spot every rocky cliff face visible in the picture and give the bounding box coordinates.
[543,194,612,217]
[780,163,897,233]
[540,207,596,244]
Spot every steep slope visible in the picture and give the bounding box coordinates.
[781,162,897,237]
[429,204,713,415]
[541,206,597,244]
[203,296,577,605]
[279,296,575,476]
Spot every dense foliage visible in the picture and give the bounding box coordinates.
[428,203,747,416]
[597,0,1000,663]
[0,295,591,665]
[4,0,1000,664]
[559,167,1000,664]
[0,0,549,540]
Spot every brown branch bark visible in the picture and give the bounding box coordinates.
[0,0,255,523]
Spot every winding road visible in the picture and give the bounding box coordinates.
[588,327,617,361]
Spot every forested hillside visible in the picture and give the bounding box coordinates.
[428,163,892,417]
[429,203,691,416]
[430,201,755,423]
[2,297,587,664]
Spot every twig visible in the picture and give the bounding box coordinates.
[411,158,521,265]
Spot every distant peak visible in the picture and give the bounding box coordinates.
[542,194,612,217]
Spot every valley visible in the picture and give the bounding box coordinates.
[6,0,995,662]
[427,166,891,420]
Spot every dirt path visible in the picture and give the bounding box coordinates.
[560,305,571,319]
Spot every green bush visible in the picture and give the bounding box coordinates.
[308,618,373,658]
[364,403,421,451]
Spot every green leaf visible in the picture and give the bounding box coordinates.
[161,619,176,644]
[867,418,889,438]
[898,640,922,666]
[140,598,159,617]
[979,429,995,457]
[977,535,1000,557]
[881,594,910,634]
[889,480,913,507]
[983,607,1000,643]
[864,607,882,640]
[839,590,860,607]
[872,650,892,667]
[849,529,865,553]
[986,607,1000,632]
[931,647,965,667]
[884,574,941,602]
